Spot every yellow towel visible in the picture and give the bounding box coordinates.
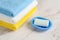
[0,7,37,30]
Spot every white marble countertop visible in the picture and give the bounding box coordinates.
[0,0,60,40]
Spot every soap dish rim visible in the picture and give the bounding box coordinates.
[31,17,52,31]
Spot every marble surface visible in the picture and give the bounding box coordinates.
[0,0,60,40]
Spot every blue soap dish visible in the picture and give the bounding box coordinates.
[31,17,52,32]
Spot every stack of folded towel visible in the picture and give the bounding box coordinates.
[0,0,38,30]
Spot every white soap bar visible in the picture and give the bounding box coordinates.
[34,19,49,27]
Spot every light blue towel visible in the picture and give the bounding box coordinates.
[0,0,33,17]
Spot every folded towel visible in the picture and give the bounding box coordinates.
[0,7,37,30]
[0,0,37,24]
[0,0,33,17]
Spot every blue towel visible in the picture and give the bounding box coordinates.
[0,0,33,17]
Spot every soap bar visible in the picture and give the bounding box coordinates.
[0,0,33,17]
[34,19,49,27]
